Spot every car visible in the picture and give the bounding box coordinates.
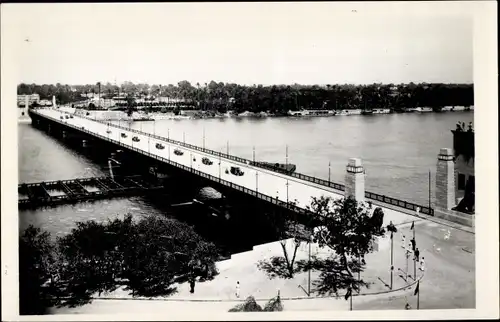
[202,157,213,165]
[121,133,127,138]
[156,143,165,149]
[132,136,140,142]
[230,166,244,176]
[106,130,112,134]
[60,116,64,119]
[174,149,184,156]
[69,115,74,119]
[65,115,69,119]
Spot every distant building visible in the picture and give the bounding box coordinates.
[17,94,40,107]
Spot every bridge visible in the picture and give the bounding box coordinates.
[18,175,164,209]
[27,108,434,221]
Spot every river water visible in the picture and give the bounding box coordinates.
[19,111,473,243]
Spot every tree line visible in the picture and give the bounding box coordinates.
[18,81,473,113]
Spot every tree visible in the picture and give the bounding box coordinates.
[257,203,312,279]
[19,226,59,314]
[307,196,385,295]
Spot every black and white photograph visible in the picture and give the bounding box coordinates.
[1,1,498,320]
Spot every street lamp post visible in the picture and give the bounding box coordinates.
[308,235,313,296]
[183,132,185,144]
[328,161,331,185]
[226,141,229,156]
[286,180,289,207]
[255,171,258,193]
[219,149,222,179]
[253,146,255,163]
[203,128,205,149]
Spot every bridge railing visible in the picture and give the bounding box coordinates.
[41,110,434,216]
[62,119,315,216]
[79,114,348,190]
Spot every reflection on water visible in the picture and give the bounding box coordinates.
[19,112,473,241]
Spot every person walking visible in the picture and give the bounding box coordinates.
[189,275,196,294]
[235,281,241,298]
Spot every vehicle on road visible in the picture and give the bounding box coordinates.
[106,130,112,134]
[156,143,165,149]
[132,136,140,142]
[121,133,127,138]
[229,166,244,176]
[174,149,184,156]
[202,157,213,165]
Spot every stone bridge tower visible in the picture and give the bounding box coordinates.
[434,123,475,227]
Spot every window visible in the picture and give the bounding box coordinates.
[457,173,466,190]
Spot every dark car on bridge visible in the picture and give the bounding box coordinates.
[174,149,184,156]
[202,157,213,165]
[156,143,165,150]
[121,133,127,138]
[230,166,244,176]
[132,136,140,142]
[106,130,112,134]
[69,115,74,118]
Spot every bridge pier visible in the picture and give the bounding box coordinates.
[344,158,365,202]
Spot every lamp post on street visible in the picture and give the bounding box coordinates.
[253,146,255,163]
[286,180,290,207]
[183,132,186,144]
[328,161,331,185]
[255,171,259,193]
[203,128,205,149]
[226,141,229,156]
[219,149,222,179]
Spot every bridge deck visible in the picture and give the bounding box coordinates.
[29,108,433,227]
[18,175,163,209]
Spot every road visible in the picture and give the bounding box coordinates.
[36,108,414,227]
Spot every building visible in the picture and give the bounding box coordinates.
[17,94,40,107]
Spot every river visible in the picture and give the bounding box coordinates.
[18,111,473,244]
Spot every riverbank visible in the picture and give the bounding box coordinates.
[54,105,474,121]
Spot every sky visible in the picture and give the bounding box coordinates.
[2,2,474,86]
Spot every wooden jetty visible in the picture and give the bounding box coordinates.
[18,175,164,209]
